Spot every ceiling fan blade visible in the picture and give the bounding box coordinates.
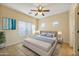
[31,10,38,11]
[35,13,38,16]
[42,10,50,12]
[42,13,44,16]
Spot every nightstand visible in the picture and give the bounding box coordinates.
[58,32,63,47]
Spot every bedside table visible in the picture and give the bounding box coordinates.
[58,32,63,47]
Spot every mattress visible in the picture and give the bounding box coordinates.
[24,37,54,52]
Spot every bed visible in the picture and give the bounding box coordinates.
[23,31,58,56]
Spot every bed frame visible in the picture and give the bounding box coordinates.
[23,31,58,56]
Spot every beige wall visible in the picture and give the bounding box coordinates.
[0,5,1,26]
[0,5,1,17]
[38,12,69,43]
[0,5,38,46]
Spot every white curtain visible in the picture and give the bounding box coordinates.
[18,21,35,37]
[32,24,36,34]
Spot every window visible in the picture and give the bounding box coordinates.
[18,21,35,37]
[32,24,36,34]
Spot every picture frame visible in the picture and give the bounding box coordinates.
[0,17,16,30]
[0,18,3,30]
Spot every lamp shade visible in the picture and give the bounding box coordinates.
[58,31,62,34]
[35,30,40,34]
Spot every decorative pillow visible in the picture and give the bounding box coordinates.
[41,33,47,36]
[46,33,53,38]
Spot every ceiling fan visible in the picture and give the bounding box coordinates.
[31,5,50,16]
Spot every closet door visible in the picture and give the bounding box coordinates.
[69,11,76,47]
[69,4,78,55]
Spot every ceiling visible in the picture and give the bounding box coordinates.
[2,3,72,19]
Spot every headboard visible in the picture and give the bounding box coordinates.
[40,31,57,38]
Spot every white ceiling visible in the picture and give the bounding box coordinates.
[2,3,72,19]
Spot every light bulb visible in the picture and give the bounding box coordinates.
[38,12,42,15]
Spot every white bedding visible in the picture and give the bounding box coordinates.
[23,34,57,56]
[24,37,52,51]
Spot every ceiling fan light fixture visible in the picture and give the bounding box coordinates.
[39,6,42,10]
[38,12,43,15]
[31,5,49,16]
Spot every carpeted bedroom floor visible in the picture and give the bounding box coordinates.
[0,43,73,56]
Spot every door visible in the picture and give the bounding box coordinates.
[76,8,79,55]
[75,4,79,55]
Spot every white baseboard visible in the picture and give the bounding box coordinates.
[5,41,21,47]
